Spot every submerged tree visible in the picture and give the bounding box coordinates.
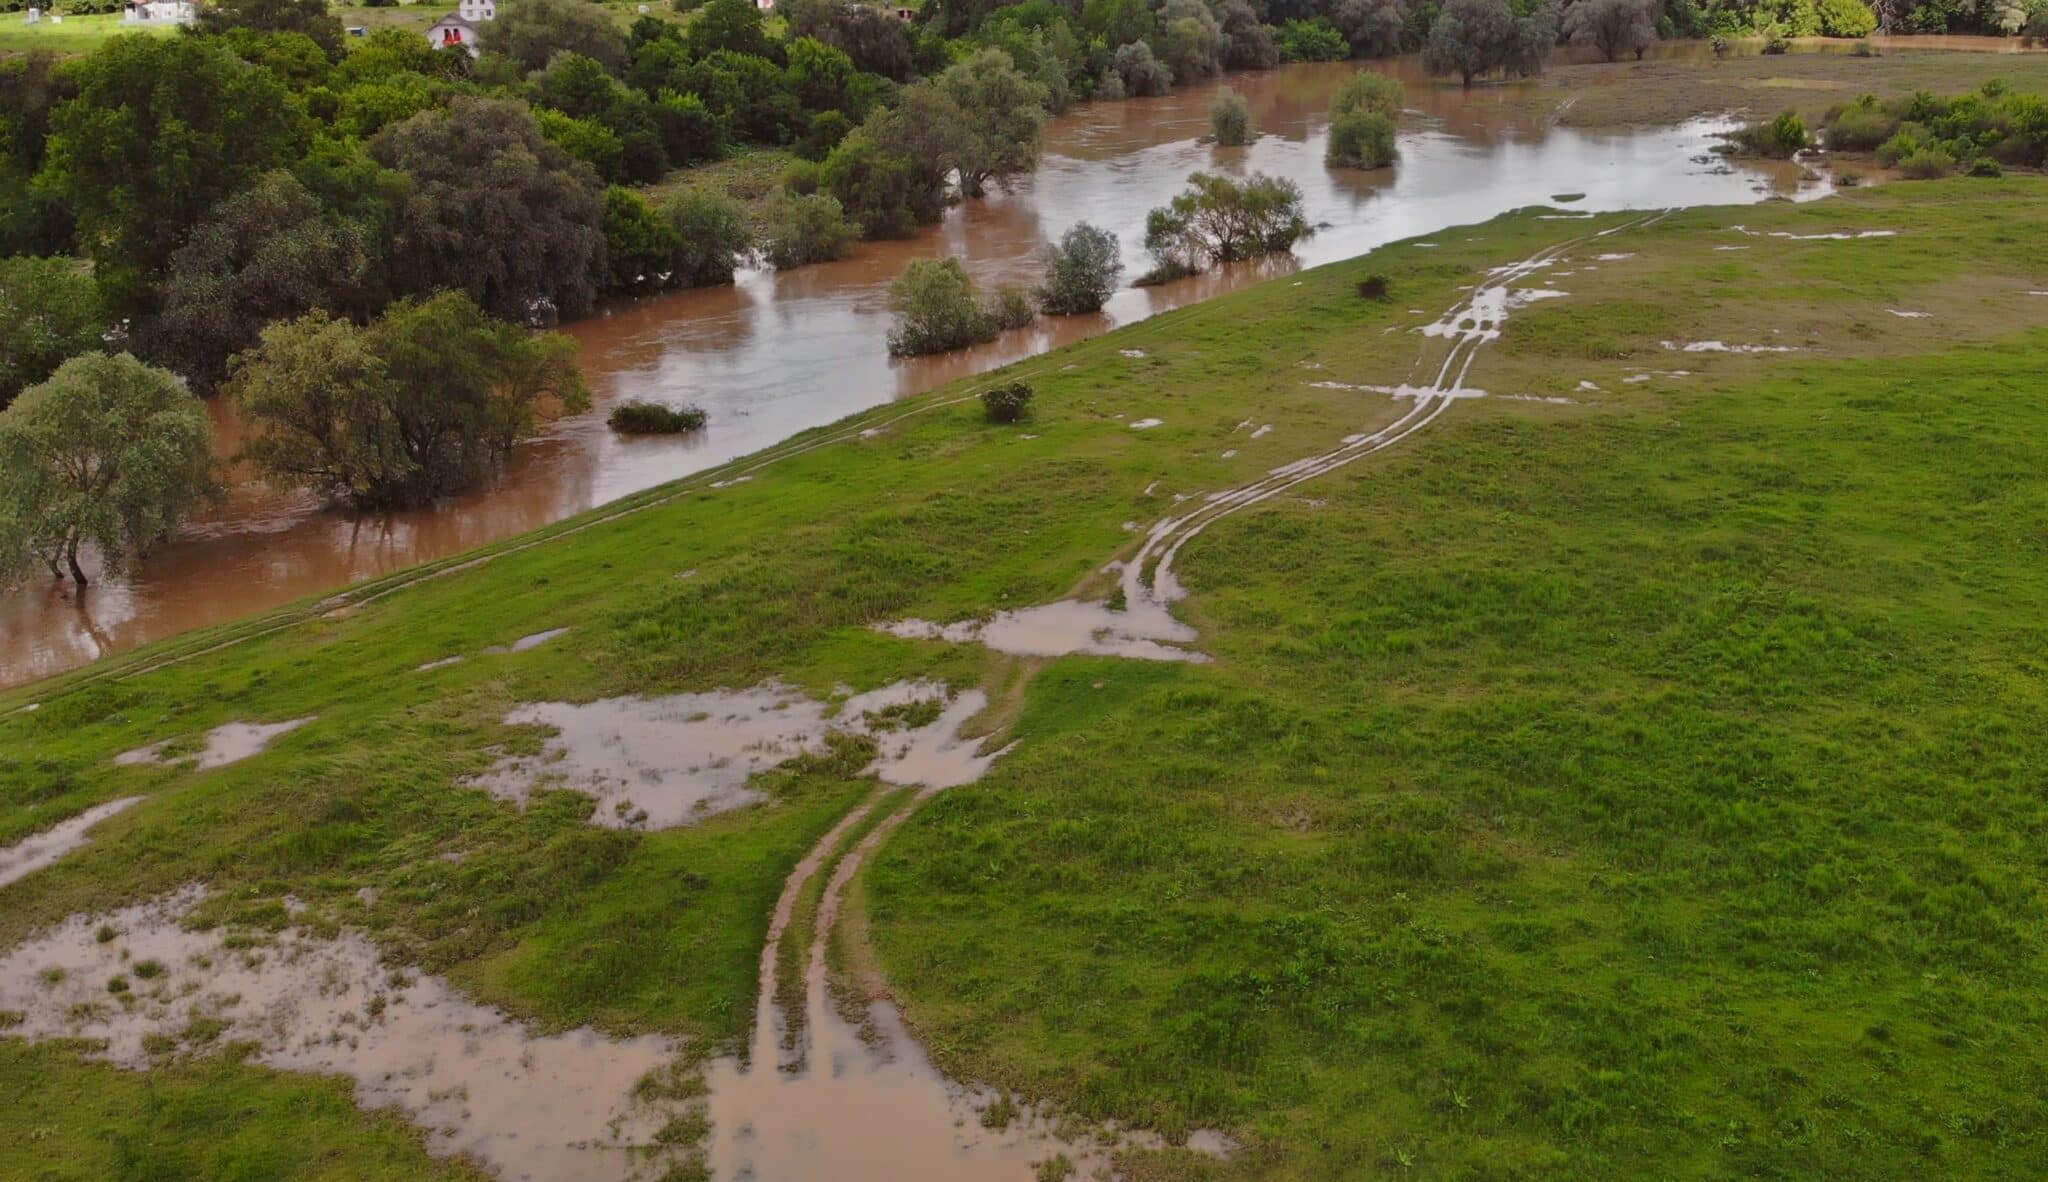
[1211,86,1252,146]
[1038,222,1124,315]
[1142,171,1309,280]
[937,48,1049,198]
[887,258,998,356]
[0,353,215,588]
[229,292,588,509]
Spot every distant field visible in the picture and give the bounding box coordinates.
[0,11,170,54]
[4,176,2048,1177]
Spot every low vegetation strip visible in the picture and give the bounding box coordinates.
[2,179,2048,1178]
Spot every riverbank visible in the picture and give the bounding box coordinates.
[3,177,2046,1177]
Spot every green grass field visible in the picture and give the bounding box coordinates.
[0,11,174,55]
[4,179,2048,1178]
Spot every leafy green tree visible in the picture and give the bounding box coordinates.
[1424,0,1555,86]
[1036,222,1123,314]
[795,108,853,161]
[937,48,1048,197]
[1217,0,1279,68]
[601,186,683,293]
[229,292,588,509]
[0,255,103,408]
[1332,70,1404,119]
[1327,110,1397,167]
[1210,86,1251,146]
[887,258,996,356]
[662,186,756,285]
[784,36,865,118]
[1143,170,1308,276]
[538,107,628,178]
[195,0,347,60]
[759,190,858,268]
[653,91,727,164]
[676,49,801,143]
[1274,18,1351,62]
[1112,41,1173,97]
[781,0,914,79]
[686,0,780,60]
[139,171,369,391]
[1332,0,1407,57]
[336,72,449,139]
[820,126,923,238]
[0,353,215,587]
[1154,0,1224,80]
[1562,0,1657,60]
[331,26,471,86]
[480,0,630,73]
[371,97,608,321]
[35,35,309,309]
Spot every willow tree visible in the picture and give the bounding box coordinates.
[0,353,215,588]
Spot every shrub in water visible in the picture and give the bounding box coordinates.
[887,258,996,356]
[1732,110,1809,158]
[980,380,1034,423]
[760,190,857,269]
[1037,222,1124,315]
[609,400,707,433]
[1824,97,1899,150]
[986,286,1037,331]
[1328,111,1397,168]
[1211,87,1252,146]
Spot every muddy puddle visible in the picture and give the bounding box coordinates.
[4,51,1840,689]
[0,885,694,1181]
[470,680,999,829]
[0,797,145,890]
[114,717,314,770]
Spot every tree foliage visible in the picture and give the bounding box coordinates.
[1143,170,1309,276]
[760,190,859,268]
[1333,0,1408,55]
[1037,222,1123,314]
[887,258,998,356]
[1211,86,1253,145]
[1423,0,1555,86]
[36,35,308,308]
[1562,0,1658,61]
[195,0,347,60]
[0,255,103,408]
[662,186,756,286]
[141,171,370,391]
[229,292,588,509]
[480,0,631,73]
[937,48,1048,197]
[371,97,608,322]
[0,353,214,587]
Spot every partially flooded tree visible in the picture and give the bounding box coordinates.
[1326,71,1402,169]
[1424,0,1556,87]
[662,186,756,286]
[1141,171,1309,282]
[0,354,215,588]
[0,255,103,408]
[229,292,589,509]
[759,190,859,268]
[886,258,997,356]
[1037,222,1124,314]
[1562,0,1657,61]
[1211,87,1252,146]
[936,48,1049,198]
[1112,41,1174,98]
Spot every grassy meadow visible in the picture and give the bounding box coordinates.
[3,179,2048,1178]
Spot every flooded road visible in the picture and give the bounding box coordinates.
[0,55,1829,688]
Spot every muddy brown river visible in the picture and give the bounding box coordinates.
[1,53,1840,688]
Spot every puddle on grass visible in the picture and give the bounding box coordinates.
[115,717,314,770]
[486,627,571,654]
[469,681,1001,829]
[1663,340,1797,353]
[0,797,145,890]
[0,885,693,1182]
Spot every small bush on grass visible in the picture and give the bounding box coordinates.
[609,400,707,433]
[1897,147,1956,178]
[1357,274,1391,300]
[1966,156,2003,177]
[980,381,1034,423]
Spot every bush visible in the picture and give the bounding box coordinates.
[986,285,1037,331]
[1896,146,1956,177]
[1357,274,1391,300]
[608,400,706,433]
[1850,38,1879,56]
[1275,18,1350,61]
[1875,124,1931,166]
[1966,156,2003,177]
[1816,0,1876,36]
[1825,98,1900,150]
[1211,88,1251,146]
[980,380,1034,423]
[1731,110,1809,158]
[1331,72,1404,120]
[760,191,858,269]
[1143,171,1309,274]
[887,258,996,356]
[796,109,853,162]
[662,187,756,286]
[1038,222,1124,315]
[1328,111,1397,168]
[1113,41,1174,97]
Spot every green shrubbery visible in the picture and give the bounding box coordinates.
[608,400,707,433]
[886,258,1037,356]
[979,380,1034,423]
[1825,83,2048,178]
[1210,87,1252,146]
[1731,110,1810,158]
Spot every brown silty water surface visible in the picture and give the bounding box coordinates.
[1,54,1834,689]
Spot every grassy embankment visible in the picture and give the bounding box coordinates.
[4,179,2048,1178]
[1515,42,2048,127]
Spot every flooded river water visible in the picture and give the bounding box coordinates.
[1,53,1836,688]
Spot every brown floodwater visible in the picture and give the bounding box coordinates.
[2,52,1842,689]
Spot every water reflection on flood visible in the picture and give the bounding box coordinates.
[1,55,1831,688]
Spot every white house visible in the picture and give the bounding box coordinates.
[122,0,196,25]
[426,13,481,55]
[457,0,495,21]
